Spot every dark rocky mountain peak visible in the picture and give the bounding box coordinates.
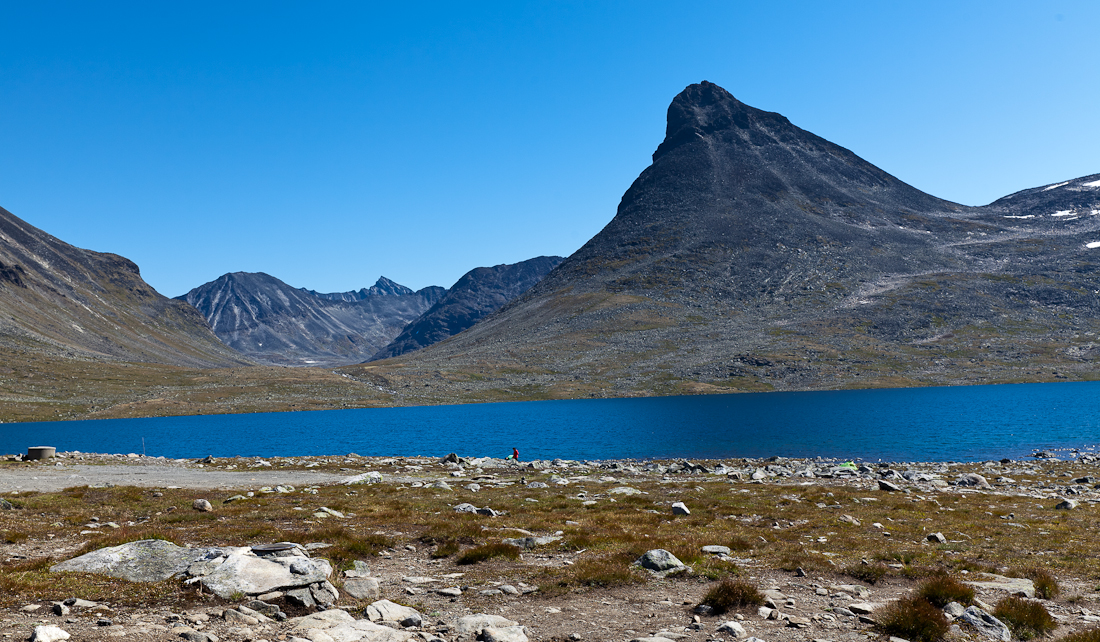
[370,81,1100,397]
[371,255,564,360]
[654,80,790,162]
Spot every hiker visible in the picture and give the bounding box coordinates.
[506,447,519,462]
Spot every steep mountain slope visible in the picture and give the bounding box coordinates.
[356,82,1100,400]
[0,206,250,368]
[177,273,444,366]
[371,256,563,360]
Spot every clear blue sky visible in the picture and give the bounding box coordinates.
[1,2,1097,297]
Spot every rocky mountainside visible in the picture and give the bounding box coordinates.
[359,81,1100,400]
[177,273,444,366]
[371,256,563,360]
[0,206,249,368]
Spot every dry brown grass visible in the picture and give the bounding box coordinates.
[0,457,1096,614]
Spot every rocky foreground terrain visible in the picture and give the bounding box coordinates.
[2,450,1100,642]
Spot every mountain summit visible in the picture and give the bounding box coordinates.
[361,82,1100,398]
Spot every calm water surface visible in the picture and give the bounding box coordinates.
[3,381,1100,462]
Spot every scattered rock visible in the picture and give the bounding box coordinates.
[343,577,381,600]
[30,625,70,642]
[964,574,1036,598]
[944,601,967,619]
[958,606,1011,641]
[671,502,690,516]
[365,599,422,627]
[455,614,520,636]
[927,532,947,544]
[608,487,643,495]
[502,535,562,549]
[634,549,685,572]
[702,545,731,555]
[877,480,902,492]
[1056,499,1078,510]
[717,621,746,637]
[343,471,383,485]
[480,626,529,642]
[956,473,993,490]
[192,499,213,512]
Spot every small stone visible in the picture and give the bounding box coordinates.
[192,499,213,512]
[848,603,880,615]
[365,599,422,627]
[437,587,464,597]
[958,606,1011,641]
[878,480,902,492]
[499,584,520,595]
[52,603,70,616]
[1055,499,1078,510]
[634,549,685,572]
[223,609,258,625]
[480,626,529,642]
[702,545,731,556]
[956,473,993,490]
[717,621,746,637]
[30,625,70,642]
[310,581,339,606]
[928,532,947,543]
[284,587,315,609]
[671,502,690,516]
[944,602,967,619]
[242,600,280,617]
[343,577,381,600]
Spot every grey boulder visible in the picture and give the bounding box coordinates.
[455,614,520,636]
[634,549,685,572]
[958,606,1011,641]
[344,577,382,600]
[50,539,209,582]
[365,599,422,627]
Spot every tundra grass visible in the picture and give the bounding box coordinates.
[0,457,1097,613]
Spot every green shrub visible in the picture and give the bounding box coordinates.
[993,596,1056,640]
[1012,566,1060,599]
[455,542,520,565]
[917,574,975,608]
[699,579,765,615]
[1060,626,1100,642]
[875,594,950,642]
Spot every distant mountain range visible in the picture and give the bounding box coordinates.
[359,81,1100,398]
[0,206,248,368]
[4,80,1099,418]
[176,258,563,366]
[176,273,444,366]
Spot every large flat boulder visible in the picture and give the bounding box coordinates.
[50,539,211,582]
[190,548,333,598]
[51,539,333,599]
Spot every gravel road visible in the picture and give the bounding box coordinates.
[0,462,349,492]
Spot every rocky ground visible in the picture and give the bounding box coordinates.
[2,450,1100,642]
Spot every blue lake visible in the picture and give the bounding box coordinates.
[3,381,1100,462]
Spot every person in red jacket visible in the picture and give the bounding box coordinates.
[506,447,519,462]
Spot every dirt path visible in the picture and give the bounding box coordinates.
[0,462,350,492]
